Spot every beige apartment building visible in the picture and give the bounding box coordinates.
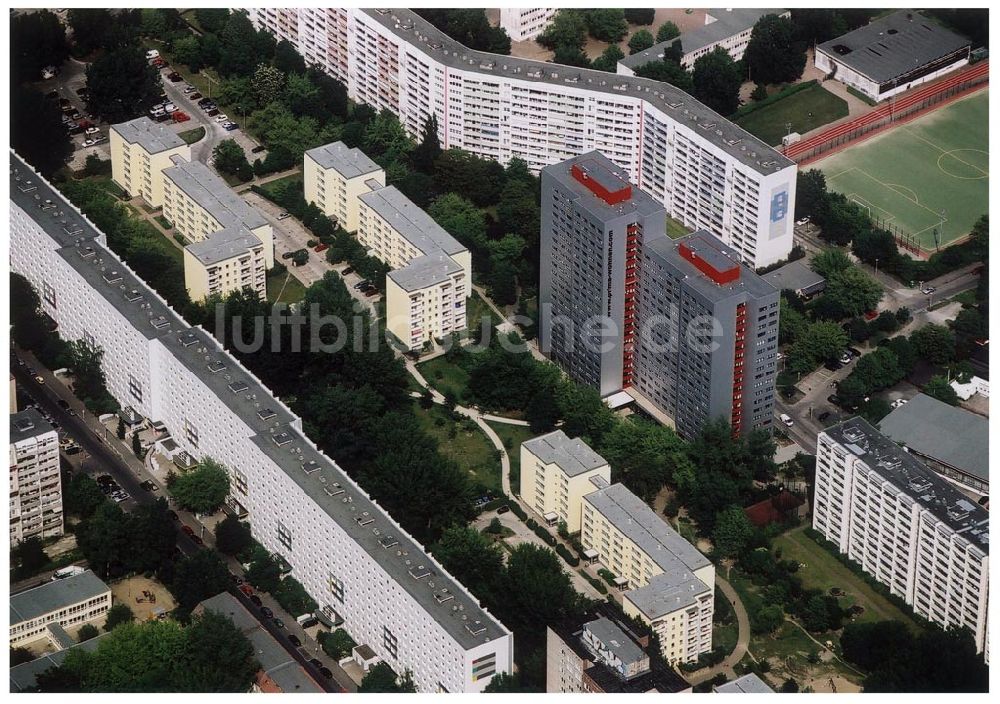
[519,430,611,533]
[304,141,385,232]
[10,409,63,547]
[110,117,190,207]
[386,253,468,351]
[581,481,715,665]
[183,224,268,301]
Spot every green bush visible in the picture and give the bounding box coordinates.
[532,524,557,546]
[580,571,608,594]
[556,543,579,566]
[508,501,527,521]
[598,568,618,586]
[272,576,318,617]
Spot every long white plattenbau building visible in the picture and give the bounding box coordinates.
[247,8,797,269]
[813,418,989,656]
[10,152,511,693]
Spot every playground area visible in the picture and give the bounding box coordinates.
[814,90,988,251]
[111,575,176,622]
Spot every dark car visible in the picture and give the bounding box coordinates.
[319,667,333,679]
[342,267,354,275]
[168,510,179,521]
[847,347,862,358]
[230,573,243,585]
[57,399,70,409]
[261,606,274,618]
[818,411,831,422]
[167,71,183,82]
[273,618,285,629]
[309,658,323,668]
[251,145,266,153]
[207,108,220,117]
[288,634,302,647]
[827,395,840,405]
[250,594,263,607]
[191,534,204,546]
[496,505,510,515]
[181,525,195,537]
[189,92,202,100]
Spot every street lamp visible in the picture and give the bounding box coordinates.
[874,258,879,277]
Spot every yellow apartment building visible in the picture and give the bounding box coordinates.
[304,141,385,232]
[110,117,191,207]
[183,224,268,301]
[386,253,467,349]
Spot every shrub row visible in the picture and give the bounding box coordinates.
[598,568,617,586]
[533,524,557,546]
[508,501,527,521]
[556,543,579,567]
[580,571,608,595]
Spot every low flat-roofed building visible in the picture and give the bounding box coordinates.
[10,408,63,546]
[713,672,775,693]
[195,592,325,693]
[10,571,112,647]
[304,141,385,232]
[762,257,826,297]
[619,8,788,73]
[545,606,691,693]
[110,117,191,207]
[519,431,611,533]
[878,392,989,494]
[10,632,111,692]
[581,482,714,664]
[815,10,971,102]
[183,223,267,301]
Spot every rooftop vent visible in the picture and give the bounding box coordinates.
[179,332,198,347]
[409,565,431,580]
[324,483,345,497]
[302,460,320,475]
[150,316,169,330]
[379,535,398,549]
[356,512,375,527]
[228,380,249,393]
[465,620,487,636]
[272,432,292,447]
[257,408,277,421]
[78,246,96,259]
[125,289,143,303]
[207,360,227,374]
[102,270,123,284]
[434,589,454,604]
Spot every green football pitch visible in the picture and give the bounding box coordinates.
[814,90,988,250]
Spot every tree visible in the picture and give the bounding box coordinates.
[840,620,910,671]
[78,624,100,642]
[821,194,870,246]
[433,149,505,207]
[169,458,231,515]
[67,8,112,56]
[251,62,285,107]
[625,9,656,26]
[836,375,868,410]
[12,9,70,83]
[12,86,73,177]
[273,39,305,75]
[66,339,112,410]
[104,604,135,632]
[923,376,959,406]
[628,29,656,55]
[195,8,231,34]
[691,47,742,116]
[795,169,829,221]
[428,193,489,252]
[825,267,883,317]
[781,678,800,693]
[591,45,626,72]
[65,474,108,519]
[215,516,253,556]
[127,498,177,574]
[431,526,507,606]
[809,249,851,278]
[526,389,560,433]
[712,506,754,558]
[883,335,918,375]
[910,324,955,364]
[411,114,442,173]
[753,604,785,634]
[656,21,681,43]
[362,109,414,165]
[852,228,899,270]
[359,662,416,693]
[538,10,588,52]
[745,14,805,85]
[789,321,848,372]
[77,502,131,579]
[12,537,49,574]
[245,551,283,593]
[131,432,142,457]
[318,628,356,659]
[219,11,270,77]
[496,176,540,242]
[170,550,232,611]
[859,397,892,424]
[212,139,253,181]
[500,544,583,637]
[779,298,808,345]
[586,10,628,43]
[484,671,529,692]
[176,610,260,692]
[85,46,162,123]
[552,44,592,68]
[634,54,694,91]
[853,348,903,392]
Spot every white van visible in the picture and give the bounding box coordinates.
[145,49,160,60]
[779,413,794,427]
[52,565,86,580]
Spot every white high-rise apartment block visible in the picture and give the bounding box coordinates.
[10,153,512,693]
[814,418,989,656]
[10,408,63,547]
[499,9,557,41]
[246,8,797,269]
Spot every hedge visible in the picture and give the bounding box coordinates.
[731,80,818,121]
[272,576,318,617]
[580,571,608,595]
[532,524,557,547]
[482,498,507,512]
[508,501,528,520]
[598,568,618,586]
[556,543,579,567]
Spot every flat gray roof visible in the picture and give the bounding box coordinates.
[185,223,263,266]
[387,251,462,292]
[644,230,778,302]
[583,616,646,665]
[824,417,988,551]
[10,570,110,625]
[10,151,509,650]
[817,10,971,84]
[621,8,786,69]
[45,622,76,650]
[111,116,186,153]
[714,672,775,693]
[762,257,826,294]
[522,430,608,478]
[359,184,466,257]
[543,151,666,226]
[623,569,711,620]
[10,632,110,692]
[583,482,710,574]
[11,408,55,444]
[163,157,268,231]
[878,393,989,482]
[197,592,324,693]
[306,141,382,179]
[362,9,792,175]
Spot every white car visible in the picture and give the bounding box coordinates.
[795,216,811,226]
[921,286,936,295]
[183,85,195,93]
[891,398,909,409]
[163,103,177,113]
[839,352,852,365]
[85,126,100,135]
[82,138,96,147]
[276,212,291,220]
[779,413,794,427]
[145,49,160,60]
[215,114,229,123]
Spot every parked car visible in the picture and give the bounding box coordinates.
[281,251,294,259]
[288,634,301,647]
[342,267,354,275]
[163,102,177,112]
[309,658,323,669]
[313,243,328,253]
[260,606,274,618]
[191,534,204,546]
[70,110,83,120]
[145,49,160,60]
[140,480,159,492]
[273,618,285,629]
[207,108,220,117]
[318,667,333,679]
[847,346,862,358]
[197,97,213,107]
[839,351,853,365]
[214,114,229,123]
[82,138,96,148]
[496,505,510,515]
[795,216,811,226]
[251,145,266,154]
[65,446,82,456]
[239,584,254,597]
[151,58,167,68]
[93,135,108,144]
[223,121,239,131]
[276,211,290,220]
[921,286,936,295]
[85,126,100,136]
[168,510,179,521]
[891,398,909,409]
[167,72,183,82]
[181,525,195,537]
[363,289,379,297]
[173,111,190,122]
[249,594,263,607]
[57,399,70,409]
[183,85,195,93]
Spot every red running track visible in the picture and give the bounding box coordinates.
[785,60,989,163]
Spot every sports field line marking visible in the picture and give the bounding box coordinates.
[909,215,950,242]
[851,167,947,229]
[886,183,919,203]
[901,126,989,177]
[827,167,857,181]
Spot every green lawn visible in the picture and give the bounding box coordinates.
[266,270,308,304]
[485,421,535,488]
[666,214,692,239]
[256,175,304,201]
[467,291,503,333]
[138,221,183,263]
[154,215,173,231]
[413,402,500,493]
[774,526,921,629]
[419,355,470,401]
[737,83,849,146]
[179,126,206,145]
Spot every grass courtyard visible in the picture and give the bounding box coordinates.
[412,401,500,494]
[266,270,307,304]
[814,90,988,250]
[736,83,849,147]
[485,420,535,486]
